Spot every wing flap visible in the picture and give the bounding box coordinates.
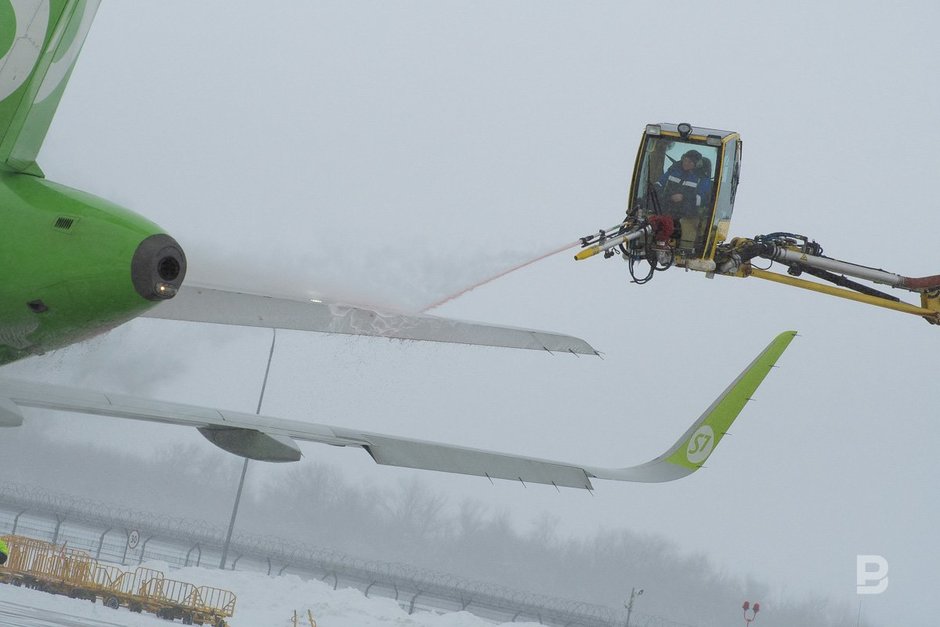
[143,286,598,355]
[354,433,594,489]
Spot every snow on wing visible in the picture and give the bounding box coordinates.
[142,286,598,355]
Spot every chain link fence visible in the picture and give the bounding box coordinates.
[0,482,693,627]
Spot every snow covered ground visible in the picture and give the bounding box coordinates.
[0,561,542,627]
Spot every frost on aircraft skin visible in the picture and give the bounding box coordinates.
[326,304,425,338]
[0,320,39,350]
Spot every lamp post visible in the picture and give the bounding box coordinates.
[220,329,277,570]
[743,600,760,625]
[625,586,644,627]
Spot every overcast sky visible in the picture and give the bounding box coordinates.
[5,1,940,624]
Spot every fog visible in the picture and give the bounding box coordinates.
[3,0,940,624]
[0,426,871,627]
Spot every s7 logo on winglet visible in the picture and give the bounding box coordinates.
[686,425,715,464]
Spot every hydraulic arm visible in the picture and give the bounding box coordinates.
[576,222,940,325]
[717,233,940,324]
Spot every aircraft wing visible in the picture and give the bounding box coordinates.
[0,332,795,490]
[141,285,598,355]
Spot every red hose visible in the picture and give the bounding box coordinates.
[900,275,940,290]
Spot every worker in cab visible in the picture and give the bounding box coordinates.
[655,149,712,215]
[0,537,8,565]
[654,149,713,252]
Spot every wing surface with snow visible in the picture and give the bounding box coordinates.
[142,286,598,355]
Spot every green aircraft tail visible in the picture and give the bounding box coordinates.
[0,0,100,176]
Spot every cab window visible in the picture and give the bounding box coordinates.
[701,138,741,257]
[633,137,718,255]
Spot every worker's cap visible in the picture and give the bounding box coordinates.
[682,150,702,162]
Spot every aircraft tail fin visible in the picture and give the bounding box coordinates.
[587,331,797,483]
[0,0,100,176]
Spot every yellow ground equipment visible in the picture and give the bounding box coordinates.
[0,534,235,626]
[292,609,318,626]
[576,122,940,323]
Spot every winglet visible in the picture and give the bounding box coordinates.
[587,331,797,483]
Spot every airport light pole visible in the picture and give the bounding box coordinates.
[625,586,644,627]
[219,329,277,570]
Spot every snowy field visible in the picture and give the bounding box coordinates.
[0,562,541,627]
